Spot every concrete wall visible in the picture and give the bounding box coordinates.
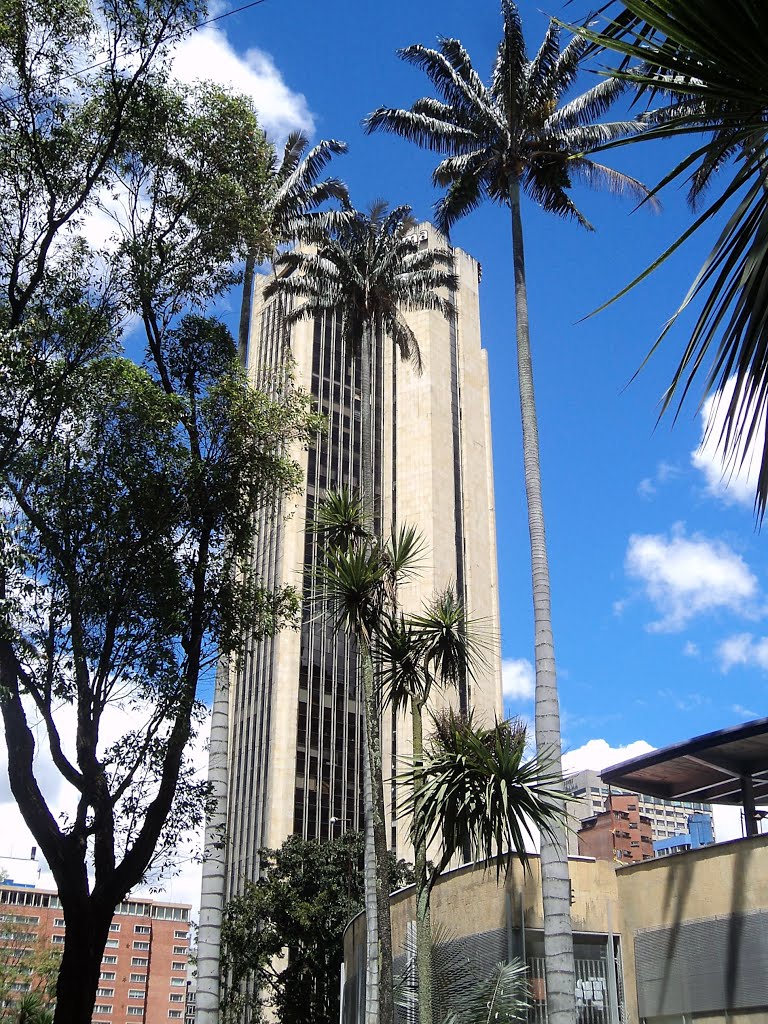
[344,837,768,1024]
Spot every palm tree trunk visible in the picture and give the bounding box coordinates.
[196,261,255,1024]
[359,323,394,1024]
[508,175,576,1024]
[411,698,433,1024]
[196,656,230,1024]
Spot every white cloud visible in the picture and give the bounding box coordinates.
[172,25,314,144]
[502,658,535,701]
[732,702,760,720]
[637,477,655,499]
[683,640,700,658]
[691,378,762,508]
[563,738,655,775]
[624,524,758,631]
[718,632,768,673]
[712,804,748,842]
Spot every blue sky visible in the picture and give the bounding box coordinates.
[177,0,768,761]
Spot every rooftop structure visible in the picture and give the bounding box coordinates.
[564,767,714,854]
[577,793,654,863]
[601,716,768,836]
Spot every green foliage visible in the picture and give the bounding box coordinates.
[403,712,567,879]
[220,833,413,1024]
[0,1,321,1019]
[0,919,60,1021]
[568,0,768,519]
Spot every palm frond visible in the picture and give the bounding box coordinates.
[569,158,661,210]
[444,960,529,1024]
[401,713,567,877]
[312,488,371,550]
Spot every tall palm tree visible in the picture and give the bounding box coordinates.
[269,216,456,1024]
[570,0,768,520]
[197,133,349,1024]
[364,7,654,1022]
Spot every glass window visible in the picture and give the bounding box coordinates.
[102,956,117,964]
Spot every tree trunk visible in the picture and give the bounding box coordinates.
[509,176,576,1024]
[359,324,394,1024]
[54,897,112,1024]
[411,699,433,1024]
[196,656,230,1024]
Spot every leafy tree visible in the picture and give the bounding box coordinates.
[266,206,456,1024]
[364,6,654,1021]
[220,832,414,1024]
[569,0,768,519]
[0,7,318,1022]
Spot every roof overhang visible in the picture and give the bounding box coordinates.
[600,718,768,812]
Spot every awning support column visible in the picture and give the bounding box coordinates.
[741,775,759,837]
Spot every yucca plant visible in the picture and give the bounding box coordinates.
[395,922,529,1024]
[568,0,768,519]
[364,7,655,1020]
[376,592,489,1024]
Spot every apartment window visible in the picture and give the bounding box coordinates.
[129,990,145,999]
[172,961,185,971]
[105,939,119,948]
[169,1013,183,1019]
[54,918,65,928]
[170,994,184,1002]
[173,930,188,939]
[127,1009,144,1017]
[130,974,146,983]
[97,988,114,998]
[109,923,120,932]
[630,841,640,848]
[133,941,150,950]
[52,934,65,944]
[94,1006,112,1014]
[135,925,150,934]
[132,957,148,966]
[100,972,116,981]
[627,803,636,810]
[173,946,186,955]
[102,955,117,964]
[171,977,185,986]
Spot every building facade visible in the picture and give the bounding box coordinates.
[577,793,655,863]
[224,224,503,898]
[0,884,191,1021]
[565,767,714,855]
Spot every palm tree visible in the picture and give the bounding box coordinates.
[570,0,768,519]
[197,133,349,1024]
[378,591,485,1024]
[314,491,425,1024]
[364,7,654,1021]
[316,493,491,1024]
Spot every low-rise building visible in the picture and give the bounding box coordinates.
[577,793,655,863]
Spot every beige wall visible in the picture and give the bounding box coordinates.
[345,838,768,1024]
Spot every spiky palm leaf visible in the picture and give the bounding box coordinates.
[401,713,566,879]
[444,960,529,1024]
[313,487,372,551]
[567,0,768,519]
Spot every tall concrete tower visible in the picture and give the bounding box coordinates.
[225,224,502,898]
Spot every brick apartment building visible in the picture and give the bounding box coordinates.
[577,793,655,863]
[0,884,191,1022]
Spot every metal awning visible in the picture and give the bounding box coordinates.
[600,717,768,837]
